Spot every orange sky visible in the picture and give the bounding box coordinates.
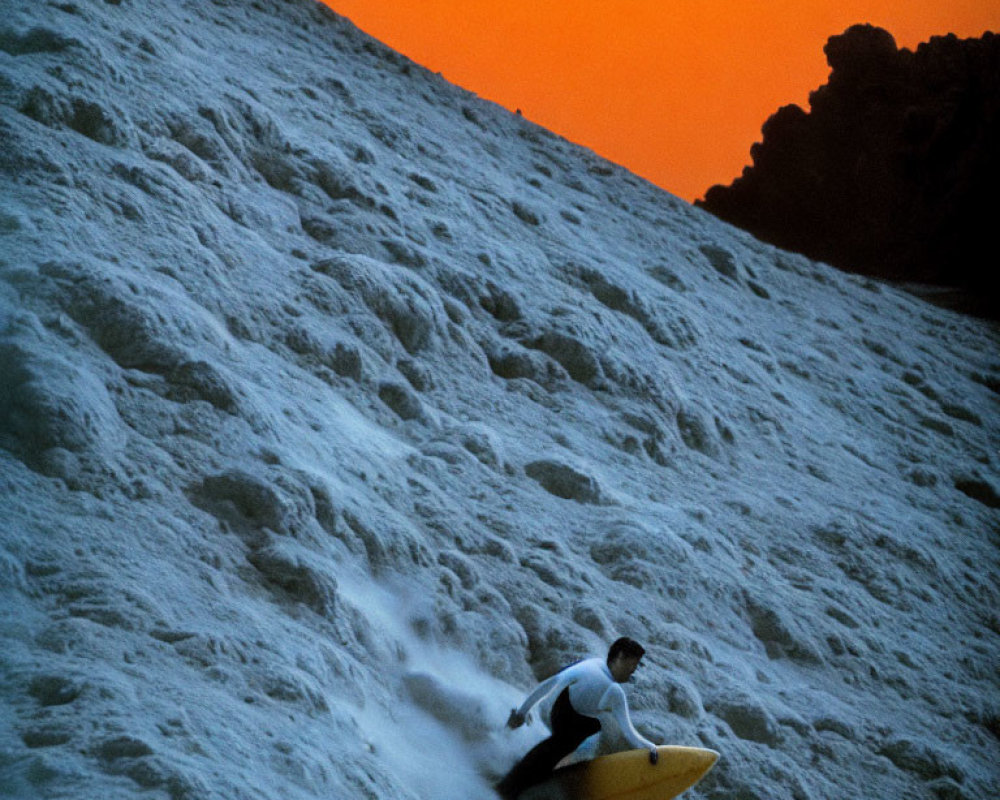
[321,1,997,202]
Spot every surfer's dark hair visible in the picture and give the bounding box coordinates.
[607,637,645,664]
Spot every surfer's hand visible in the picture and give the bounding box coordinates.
[506,709,527,729]
[648,746,659,765]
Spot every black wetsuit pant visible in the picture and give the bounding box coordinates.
[496,688,602,798]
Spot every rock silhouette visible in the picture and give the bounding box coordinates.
[699,24,1000,317]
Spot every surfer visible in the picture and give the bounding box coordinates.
[496,637,659,799]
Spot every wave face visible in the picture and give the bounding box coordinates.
[1,2,997,798]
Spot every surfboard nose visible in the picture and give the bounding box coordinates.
[655,745,719,768]
[650,746,720,798]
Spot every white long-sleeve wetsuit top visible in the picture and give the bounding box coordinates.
[514,658,655,751]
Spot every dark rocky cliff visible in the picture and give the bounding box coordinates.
[699,25,1000,317]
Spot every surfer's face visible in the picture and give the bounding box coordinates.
[609,654,641,683]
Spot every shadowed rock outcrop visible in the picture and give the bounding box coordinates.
[699,25,1000,317]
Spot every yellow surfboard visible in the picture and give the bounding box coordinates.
[519,746,719,800]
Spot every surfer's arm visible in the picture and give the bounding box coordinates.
[606,685,658,757]
[508,672,568,727]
